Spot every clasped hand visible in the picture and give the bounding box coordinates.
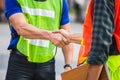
[49,29,71,48]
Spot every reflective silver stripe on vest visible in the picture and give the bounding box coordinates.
[24,38,49,48]
[22,6,55,18]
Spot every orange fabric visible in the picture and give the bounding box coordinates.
[113,0,120,52]
[77,0,93,65]
[77,0,120,66]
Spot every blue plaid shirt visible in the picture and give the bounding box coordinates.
[87,0,114,65]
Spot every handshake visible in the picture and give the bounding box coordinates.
[49,29,82,47]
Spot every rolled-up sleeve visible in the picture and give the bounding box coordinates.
[87,0,114,65]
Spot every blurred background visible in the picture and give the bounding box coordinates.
[68,0,90,23]
[0,0,90,80]
[0,0,7,23]
[0,0,90,23]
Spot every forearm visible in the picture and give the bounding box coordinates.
[9,13,51,40]
[86,64,103,80]
[60,23,73,64]
[70,34,82,44]
[16,23,51,39]
[62,43,73,65]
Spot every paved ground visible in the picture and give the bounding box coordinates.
[0,20,83,80]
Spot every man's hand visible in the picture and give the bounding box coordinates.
[49,32,69,47]
[64,67,72,72]
[53,29,82,44]
[53,29,71,44]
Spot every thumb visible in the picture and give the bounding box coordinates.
[52,30,60,33]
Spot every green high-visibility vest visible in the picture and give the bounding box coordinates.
[17,0,62,63]
[107,55,120,80]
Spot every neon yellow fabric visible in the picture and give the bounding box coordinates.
[17,0,62,63]
[107,55,120,80]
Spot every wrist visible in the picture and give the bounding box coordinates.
[69,33,73,42]
[64,64,72,69]
[46,31,52,40]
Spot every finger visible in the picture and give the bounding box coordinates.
[60,30,71,43]
[53,30,71,43]
[58,34,68,46]
[52,36,65,47]
[57,39,67,47]
[62,36,69,45]
[57,40,66,47]
[55,41,65,48]
[52,30,60,33]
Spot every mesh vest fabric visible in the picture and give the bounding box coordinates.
[107,55,120,80]
[17,0,62,63]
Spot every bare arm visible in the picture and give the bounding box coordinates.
[86,64,103,80]
[60,23,74,72]
[53,29,82,44]
[70,33,82,44]
[9,13,67,47]
[9,13,51,39]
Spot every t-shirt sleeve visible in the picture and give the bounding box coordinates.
[4,0,22,19]
[60,0,70,26]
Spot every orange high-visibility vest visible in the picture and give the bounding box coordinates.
[77,0,120,66]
